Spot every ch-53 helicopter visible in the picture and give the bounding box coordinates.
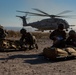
[16,8,75,32]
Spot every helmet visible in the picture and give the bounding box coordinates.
[20,28,26,34]
[58,24,64,30]
[69,30,76,35]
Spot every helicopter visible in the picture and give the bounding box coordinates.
[16,8,75,31]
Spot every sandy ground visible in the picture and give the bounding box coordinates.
[0,38,76,75]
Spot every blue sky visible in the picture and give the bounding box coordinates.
[0,0,76,28]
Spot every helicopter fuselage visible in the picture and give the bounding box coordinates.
[26,18,69,31]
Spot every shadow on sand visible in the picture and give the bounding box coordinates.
[0,48,27,52]
[0,53,76,65]
[24,55,76,64]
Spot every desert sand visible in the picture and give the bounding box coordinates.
[0,37,76,75]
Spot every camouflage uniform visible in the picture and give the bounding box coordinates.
[20,28,34,49]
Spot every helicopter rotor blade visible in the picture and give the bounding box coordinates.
[17,10,48,16]
[33,8,50,16]
[32,9,73,18]
[16,10,28,14]
[16,10,59,18]
[56,15,76,19]
[30,13,50,17]
[16,10,76,19]
[58,17,76,19]
[16,15,23,18]
[57,10,72,15]
[29,14,49,17]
